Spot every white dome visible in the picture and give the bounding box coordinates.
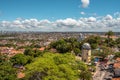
[82,43,91,50]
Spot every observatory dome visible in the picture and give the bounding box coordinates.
[82,43,91,50]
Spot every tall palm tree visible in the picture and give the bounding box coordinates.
[105,30,114,39]
[105,31,114,46]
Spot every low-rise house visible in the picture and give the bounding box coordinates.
[114,68,120,77]
[112,58,120,80]
[17,72,25,79]
[13,64,25,70]
[112,78,120,80]
[114,58,120,69]
[50,48,57,53]
[39,47,45,51]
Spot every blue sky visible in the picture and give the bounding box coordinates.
[0,0,120,31]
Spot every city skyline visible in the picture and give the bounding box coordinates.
[0,0,120,31]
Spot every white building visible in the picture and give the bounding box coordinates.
[81,43,91,63]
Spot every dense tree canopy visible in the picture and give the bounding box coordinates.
[0,55,17,80]
[10,54,29,65]
[98,46,112,58]
[25,52,92,80]
[0,62,17,80]
[83,35,101,49]
[116,38,120,48]
[50,38,81,54]
[105,31,114,39]
[114,52,120,59]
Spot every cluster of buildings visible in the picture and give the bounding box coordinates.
[0,47,24,57]
[112,58,120,80]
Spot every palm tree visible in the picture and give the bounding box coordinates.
[105,31,114,46]
[105,30,114,39]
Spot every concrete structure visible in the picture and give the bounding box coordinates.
[78,33,85,41]
[81,43,91,63]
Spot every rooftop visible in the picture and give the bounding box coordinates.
[82,43,91,50]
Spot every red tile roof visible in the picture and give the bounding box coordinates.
[39,47,45,51]
[114,58,120,68]
[116,58,120,62]
[17,72,25,79]
[112,78,120,80]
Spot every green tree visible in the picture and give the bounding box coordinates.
[116,38,120,44]
[50,38,81,53]
[114,52,120,59]
[79,71,92,80]
[10,54,29,65]
[116,38,120,48]
[25,52,91,80]
[83,35,101,49]
[24,48,34,56]
[73,48,81,55]
[0,62,17,80]
[0,55,17,80]
[105,31,114,39]
[98,46,112,58]
[33,49,43,57]
[105,31,114,46]
[0,54,8,63]
[56,42,71,53]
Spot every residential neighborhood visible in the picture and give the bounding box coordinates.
[0,0,120,79]
[0,31,120,80]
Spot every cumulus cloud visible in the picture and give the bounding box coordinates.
[0,14,120,32]
[80,12,85,15]
[81,0,90,8]
[104,15,113,20]
[114,12,120,18]
[88,17,96,22]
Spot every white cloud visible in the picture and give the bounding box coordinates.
[88,17,96,22]
[114,12,120,18]
[104,15,113,20]
[0,14,120,32]
[80,12,85,15]
[81,0,90,8]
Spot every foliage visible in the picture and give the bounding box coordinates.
[105,30,114,38]
[79,70,92,80]
[25,52,92,80]
[116,38,120,48]
[105,31,115,47]
[10,54,29,65]
[105,38,116,47]
[50,38,81,53]
[0,54,8,63]
[98,46,112,58]
[24,48,34,56]
[116,38,120,44]
[73,48,81,55]
[83,35,101,49]
[114,52,120,58]
[24,48,44,58]
[0,62,17,80]
[0,55,17,80]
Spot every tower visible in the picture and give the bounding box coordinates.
[78,33,85,41]
[81,43,91,63]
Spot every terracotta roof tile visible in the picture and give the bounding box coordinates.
[17,72,25,79]
[112,78,120,80]
[39,47,45,51]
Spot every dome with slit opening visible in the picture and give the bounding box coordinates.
[82,43,91,50]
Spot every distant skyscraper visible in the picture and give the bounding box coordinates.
[78,33,85,41]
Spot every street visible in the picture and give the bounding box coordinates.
[93,63,113,80]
